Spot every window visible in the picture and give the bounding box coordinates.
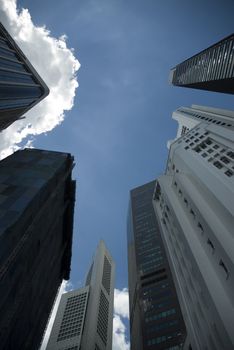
[214,161,222,169]
[198,222,204,234]
[207,239,215,253]
[190,209,195,219]
[219,260,229,280]
[225,170,233,177]
[220,156,229,164]
[195,147,201,153]
[227,151,234,159]
[206,139,212,145]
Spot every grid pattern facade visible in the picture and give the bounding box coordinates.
[47,242,114,350]
[57,292,88,342]
[154,177,232,348]
[102,256,111,295]
[172,125,234,179]
[154,110,234,348]
[171,34,234,94]
[0,23,49,130]
[127,181,186,350]
[97,290,109,346]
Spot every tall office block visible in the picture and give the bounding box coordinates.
[127,181,186,350]
[0,148,75,350]
[167,104,234,149]
[153,106,234,349]
[0,22,49,131]
[170,34,234,94]
[46,240,115,350]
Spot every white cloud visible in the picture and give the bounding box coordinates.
[113,288,130,350]
[0,0,80,158]
[114,287,129,318]
[40,280,73,350]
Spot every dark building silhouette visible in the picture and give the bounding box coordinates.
[170,34,234,94]
[127,181,186,350]
[0,148,75,350]
[0,22,49,131]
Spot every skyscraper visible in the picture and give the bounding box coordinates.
[0,148,75,350]
[127,181,186,350]
[169,34,234,94]
[46,240,115,350]
[167,104,234,149]
[0,22,49,131]
[153,106,234,349]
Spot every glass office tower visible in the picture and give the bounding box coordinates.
[127,181,186,350]
[170,34,234,94]
[0,22,49,131]
[0,148,75,350]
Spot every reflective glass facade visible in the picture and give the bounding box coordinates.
[0,149,75,350]
[171,34,234,94]
[0,23,49,131]
[127,181,186,350]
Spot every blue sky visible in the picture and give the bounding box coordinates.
[16,0,234,287]
[2,0,234,347]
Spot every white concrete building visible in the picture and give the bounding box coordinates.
[46,241,115,350]
[167,104,234,148]
[153,105,234,349]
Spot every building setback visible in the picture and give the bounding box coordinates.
[169,34,234,94]
[0,22,49,131]
[153,106,234,349]
[46,240,115,350]
[127,181,186,350]
[0,148,75,350]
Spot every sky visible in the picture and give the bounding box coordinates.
[0,0,234,348]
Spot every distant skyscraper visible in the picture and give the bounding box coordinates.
[0,22,49,131]
[46,240,115,350]
[169,34,234,94]
[0,149,75,350]
[153,106,234,349]
[127,181,186,350]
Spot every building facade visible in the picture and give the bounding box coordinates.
[153,106,234,349]
[169,34,234,94]
[0,22,49,131]
[46,240,115,350]
[0,148,75,350]
[127,181,187,350]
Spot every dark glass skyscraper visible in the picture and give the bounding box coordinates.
[0,148,75,350]
[170,34,234,94]
[127,181,186,350]
[0,22,49,131]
